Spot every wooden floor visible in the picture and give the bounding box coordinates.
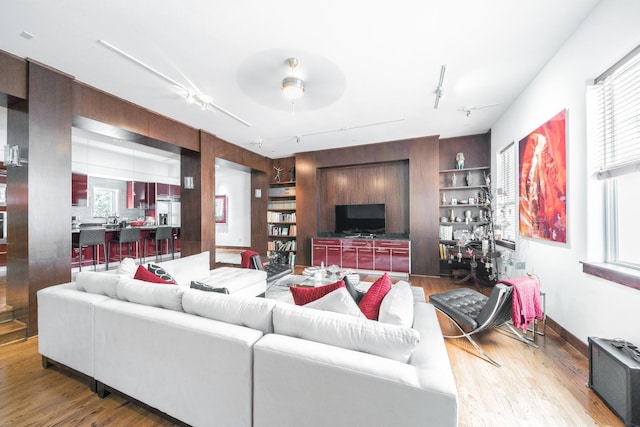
[0,275,623,427]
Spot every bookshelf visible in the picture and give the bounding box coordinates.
[267,181,296,265]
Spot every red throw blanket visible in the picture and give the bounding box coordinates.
[498,276,543,331]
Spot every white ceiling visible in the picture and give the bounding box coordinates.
[1,1,600,158]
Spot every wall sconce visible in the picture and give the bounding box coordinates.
[4,145,26,167]
[183,176,194,189]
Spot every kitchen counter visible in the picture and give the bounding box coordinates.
[72,225,179,234]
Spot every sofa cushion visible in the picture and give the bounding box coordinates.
[147,263,178,283]
[190,281,229,294]
[155,251,211,287]
[182,289,276,334]
[378,280,414,327]
[290,280,345,305]
[134,265,175,284]
[116,277,184,311]
[358,273,392,320]
[304,287,365,318]
[75,271,123,298]
[272,303,420,363]
[343,275,365,304]
[116,257,138,278]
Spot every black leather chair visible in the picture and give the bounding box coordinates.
[108,227,141,266]
[73,228,106,271]
[143,226,174,262]
[429,283,538,367]
[241,250,292,283]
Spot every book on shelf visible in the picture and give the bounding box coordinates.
[268,186,296,197]
[267,200,296,210]
[267,211,297,223]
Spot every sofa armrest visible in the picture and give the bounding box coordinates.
[37,283,111,377]
[253,333,458,427]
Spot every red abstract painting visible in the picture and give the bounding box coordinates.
[518,110,567,243]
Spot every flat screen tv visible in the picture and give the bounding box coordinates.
[335,203,386,235]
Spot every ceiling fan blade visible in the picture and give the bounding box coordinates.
[98,39,251,127]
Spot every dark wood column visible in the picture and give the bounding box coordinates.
[7,62,73,336]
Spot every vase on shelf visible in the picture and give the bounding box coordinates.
[451,173,457,187]
[466,171,472,186]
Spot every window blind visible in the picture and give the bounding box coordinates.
[497,143,516,242]
[593,44,640,180]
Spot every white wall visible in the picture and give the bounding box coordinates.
[215,167,251,247]
[490,0,640,345]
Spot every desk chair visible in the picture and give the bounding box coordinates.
[74,228,106,271]
[429,283,538,367]
[108,227,141,266]
[143,226,174,262]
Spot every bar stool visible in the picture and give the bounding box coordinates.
[73,228,106,271]
[143,226,174,262]
[108,227,141,266]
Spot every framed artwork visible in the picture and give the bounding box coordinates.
[518,109,567,243]
[215,195,227,223]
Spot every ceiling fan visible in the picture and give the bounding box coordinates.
[457,104,500,117]
[97,39,251,127]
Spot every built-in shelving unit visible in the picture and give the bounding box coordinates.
[267,181,296,265]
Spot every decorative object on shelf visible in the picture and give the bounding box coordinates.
[289,166,296,182]
[455,152,465,169]
[449,209,455,222]
[466,171,473,186]
[451,173,457,186]
[274,165,283,183]
[441,192,446,205]
[518,109,567,243]
[484,171,491,186]
[215,195,227,223]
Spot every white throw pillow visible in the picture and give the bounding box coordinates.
[182,289,276,334]
[154,251,210,287]
[378,280,415,328]
[116,257,138,278]
[116,276,184,311]
[76,271,123,298]
[272,303,420,363]
[305,288,365,318]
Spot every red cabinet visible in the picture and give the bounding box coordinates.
[311,237,411,273]
[72,173,88,206]
[374,240,410,273]
[311,238,341,267]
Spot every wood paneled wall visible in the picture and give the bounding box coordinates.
[296,136,440,276]
[317,161,409,234]
[0,49,27,102]
[7,62,73,336]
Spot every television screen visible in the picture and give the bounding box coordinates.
[335,204,386,235]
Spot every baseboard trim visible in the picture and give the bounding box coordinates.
[546,316,588,357]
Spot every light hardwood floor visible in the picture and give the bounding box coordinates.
[0,275,623,427]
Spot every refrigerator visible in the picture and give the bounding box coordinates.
[156,200,181,227]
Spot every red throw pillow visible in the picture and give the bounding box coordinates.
[290,280,345,306]
[358,273,392,320]
[133,264,175,285]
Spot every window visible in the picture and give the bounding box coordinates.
[495,142,516,245]
[591,44,640,270]
[93,188,118,218]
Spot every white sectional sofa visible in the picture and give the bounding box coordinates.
[37,251,458,427]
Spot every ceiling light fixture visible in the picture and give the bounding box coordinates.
[434,64,446,109]
[97,39,251,127]
[282,57,305,101]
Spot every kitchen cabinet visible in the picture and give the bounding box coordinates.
[127,181,156,209]
[72,173,88,206]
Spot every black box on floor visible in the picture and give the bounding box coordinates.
[589,336,640,427]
